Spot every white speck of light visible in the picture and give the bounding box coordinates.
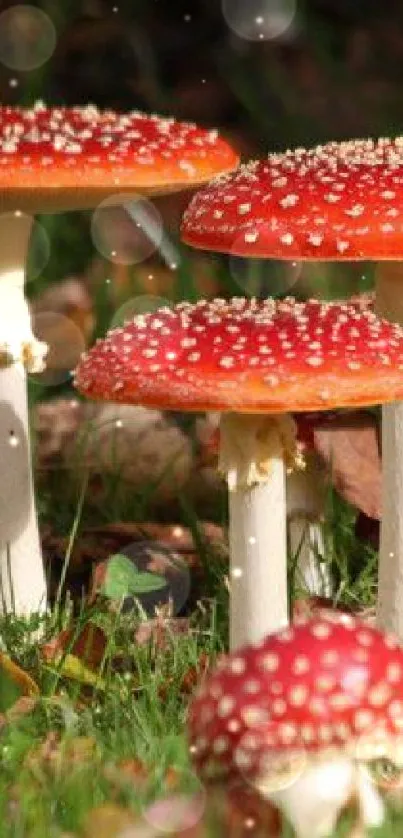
[248,536,257,545]
[115,420,123,428]
[9,433,19,447]
[232,567,243,579]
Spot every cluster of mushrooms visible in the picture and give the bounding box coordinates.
[4,104,403,834]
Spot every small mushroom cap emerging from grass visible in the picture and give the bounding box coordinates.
[188,612,403,836]
[182,137,403,259]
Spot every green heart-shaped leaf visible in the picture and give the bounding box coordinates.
[102,554,166,600]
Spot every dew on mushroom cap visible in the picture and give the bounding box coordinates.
[187,612,403,781]
[181,137,403,259]
[74,296,403,413]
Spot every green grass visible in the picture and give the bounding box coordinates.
[0,593,403,837]
[0,467,400,837]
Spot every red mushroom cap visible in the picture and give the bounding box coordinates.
[182,138,403,260]
[0,102,239,212]
[188,612,403,783]
[75,297,403,413]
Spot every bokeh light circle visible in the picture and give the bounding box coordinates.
[29,311,86,387]
[229,253,302,298]
[0,5,57,71]
[142,767,206,834]
[91,195,164,266]
[222,0,297,42]
[0,212,50,285]
[27,217,51,283]
[109,295,172,330]
[235,729,307,795]
[117,540,191,618]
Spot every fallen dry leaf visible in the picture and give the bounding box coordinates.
[42,622,107,670]
[86,521,225,559]
[312,410,381,519]
[0,652,39,715]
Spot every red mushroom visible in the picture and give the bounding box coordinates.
[188,611,403,836]
[75,297,403,650]
[0,102,238,617]
[181,139,403,640]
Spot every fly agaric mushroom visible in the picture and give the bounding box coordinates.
[74,296,403,650]
[181,139,403,640]
[198,410,332,598]
[188,611,403,837]
[0,101,238,617]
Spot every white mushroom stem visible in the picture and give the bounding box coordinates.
[265,759,384,838]
[287,452,331,597]
[219,412,304,650]
[0,211,48,616]
[375,263,403,637]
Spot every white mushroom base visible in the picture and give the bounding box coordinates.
[260,758,385,838]
[219,413,304,650]
[0,212,48,616]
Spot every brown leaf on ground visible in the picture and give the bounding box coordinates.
[86,522,225,560]
[0,652,40,697]
[41,623,107,670]
[42,528,115,574]
[312,410,381,519]
[43,521,225,577]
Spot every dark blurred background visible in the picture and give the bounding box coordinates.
[2,0,403,299]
